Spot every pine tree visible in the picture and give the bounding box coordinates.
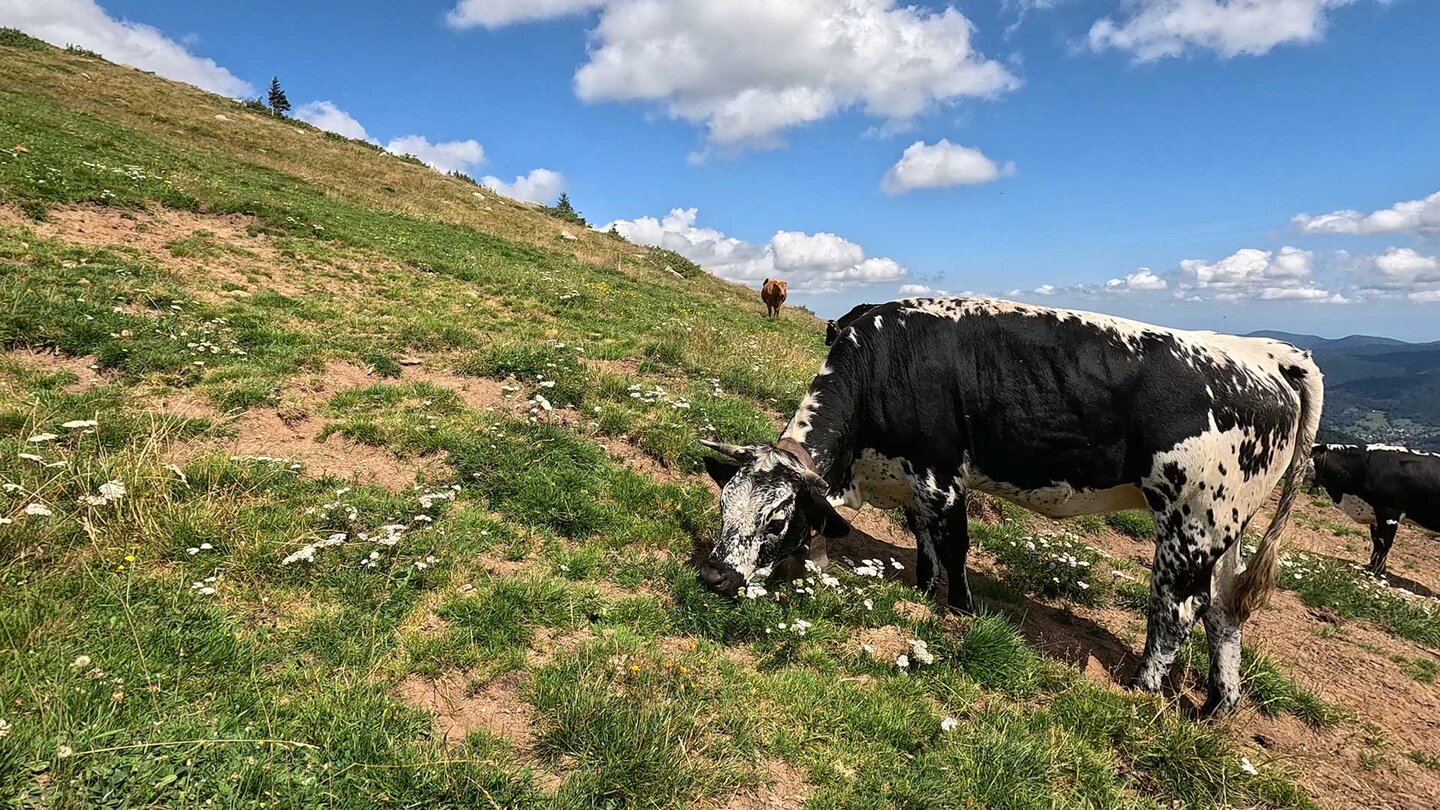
[553,193,576,217]
[267,77,291,116]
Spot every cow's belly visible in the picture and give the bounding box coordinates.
[1338,493,1377,526]
[837,449,915,510]
[968,473,1148,518]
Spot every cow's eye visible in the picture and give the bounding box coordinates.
[765,517,787,536]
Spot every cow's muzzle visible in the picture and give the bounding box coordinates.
[699,563,743,596]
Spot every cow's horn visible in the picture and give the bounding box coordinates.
[700,440,753,460]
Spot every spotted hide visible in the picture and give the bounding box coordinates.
[700,296,1322,717]
[1310,444,1440,575]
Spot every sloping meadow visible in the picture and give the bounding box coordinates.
[0,34,1359,808]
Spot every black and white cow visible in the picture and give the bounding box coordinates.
[1310,444,1440,575]
[825,303,879,346]
[700,297,1322,716]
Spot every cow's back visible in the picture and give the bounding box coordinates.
[823,297,1310,497]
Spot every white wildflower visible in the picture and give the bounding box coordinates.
[70,655,92,670]
[56,744,74,759]
[0,718,10,738]
[61,420,98,429]
[27,433,59,443]
[1239,757,1258,776]
[895,653,910,670]
[908,639,935,666]
[99,480,126,501]
[23,503,52,517]
[741,583,768,599]
[940,717,959,732]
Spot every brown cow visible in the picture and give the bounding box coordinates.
[761,278,788,317]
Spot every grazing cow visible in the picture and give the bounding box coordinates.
[761,278,788,318]
[826,303,879,345]
[1309,444,1440,575]
[699,297,1322,716]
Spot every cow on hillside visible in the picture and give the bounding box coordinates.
[761,279,788,318]
[699,297,1322,717]
[1309,444,1440,575]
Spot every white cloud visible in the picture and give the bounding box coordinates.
[1088,0,1364,61]
[1175,245,1346,303]
[0,0,252,97]
[445,0,607,28]
[1293,190,1440,237]
[481,168,565,204]
[1179,246,1313,289]
[602,207,907,293]
[1408,290,1440,303]
[899,283,945,296]
[384,135,485,174]
[1104,267,1169,292]
[881,140,1014,195]
[1372,248,1440,284]
[565,0,1017,147]
[1032,284,1056,295]
[295,101,374,142]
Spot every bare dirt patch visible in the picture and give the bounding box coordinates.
[854,625,911,665]
[3,348,107,391]
[395,670,534,748]
[717,759,810,810]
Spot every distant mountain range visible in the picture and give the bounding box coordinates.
[1248,331,1440,451]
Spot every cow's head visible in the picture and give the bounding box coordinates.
[698,440,850,595]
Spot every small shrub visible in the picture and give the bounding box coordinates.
[64,44,102,59]
[0,27,46,49]
[448,170,478,185]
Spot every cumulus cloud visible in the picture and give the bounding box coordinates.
[881,140,1014,195]
[384,135,485,174]
[1180,246,1313,288]
[1408,290,1440,303]
[445,0,606,28]
[0,0,252,97]
[1371,248,1440,284]
[1176,246,1346,303]
[481,168,565,204]
[899,283,946,296]
[540,0,1017,147]
[602,208,907,293]
[295,101,374,142]
[1293,190,1440,237]
[1104,267,1169,292]
[1088,0,1365,61]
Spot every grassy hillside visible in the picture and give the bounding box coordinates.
[4,32,1440,809]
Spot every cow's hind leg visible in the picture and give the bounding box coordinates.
[1368,510,1402,575]
[1200,539,1244,717]
[1132,515,1221,696]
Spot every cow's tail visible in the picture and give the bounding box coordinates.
[1230,356,1324,623]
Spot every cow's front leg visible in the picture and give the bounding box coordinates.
[905,498,973,614]
[1368,512,1401,576]
[1132,522,1217,695]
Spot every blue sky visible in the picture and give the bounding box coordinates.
[5,1,1439,340]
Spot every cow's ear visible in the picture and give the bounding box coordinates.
[703,456,741,488]
[825,321,838,345]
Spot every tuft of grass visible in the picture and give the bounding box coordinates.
[1276,551,1440,647]
[1179,636,1344,728]
[1105,510,1156,539]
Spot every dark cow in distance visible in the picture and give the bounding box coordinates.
[700,297,1322,716]
[826,302,879,345]
[761,278,788,318]
[1310,444,1440,575]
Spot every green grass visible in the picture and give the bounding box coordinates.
[0,38,1325,808]
[1274,551,1440,647]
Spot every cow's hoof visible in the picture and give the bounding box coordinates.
[1199,690,1240,719]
